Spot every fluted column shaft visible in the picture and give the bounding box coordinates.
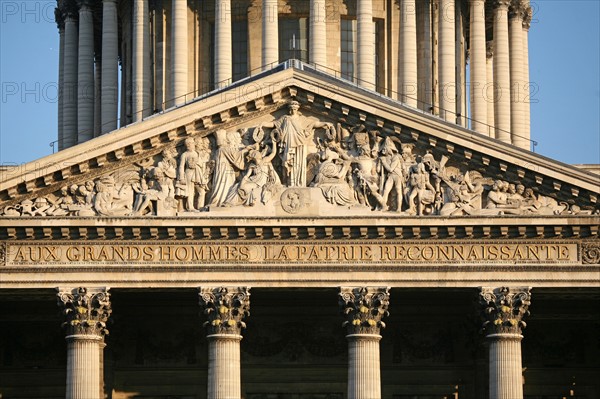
[94,61,101,137]
[309,0,327,66]
[66,335,103,399]
[509,2,525,148]
[438,0,456,121]
[400,0,418,107]
[77,1,95,143]
[488,334,524,399]
[470,0,488,133]
[207,334,243,399]
[340,287,389,399]
[215,0,232,88]
[480,286,530,399]
[416,0,432,112]
[58,287,111,399]
[58,26,65,150]
[200,287,250,399]
[101,0,118,134]
[522,6,532,150]
[262,0,279,69]
[347,334,382,399]
[63,14,78,149]
[357,0,375,90]
[486,42,495,137]
[172,0,188,105]
[133,0,151,121]
[493,0,511,143]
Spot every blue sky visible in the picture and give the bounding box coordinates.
[0,0,599,166]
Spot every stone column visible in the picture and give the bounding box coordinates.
[57,287,112,399]
[470,0,487,134]
[479,286,531,399]
[339,287,390,399]
[522,4,532,150]
[133,0,151,121]
[509,0,526,148]
[493,0,511,143]
[199,287,251,399]
[94,60,101,137]
[55,9,65,150]
[62,5,78,149]
[310,0,327,66]
[438,0,456,121]
[154,1,166,111]
[101,0,118,134]
[77,0,95,144]
[486,41,495,137]
[357,0,375,90]
[416,0,432,112]
[215,0,232,88]
[262,0,279,69]
[399,0,418,107]
[172,0,188,106]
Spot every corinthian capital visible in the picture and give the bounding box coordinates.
[509,0,527,19]
[54,7,65,30]
[339,287,390,335]
[522,5,533,29]
[57,287,112,337]
[493,0,511,10]
[199,287,251,335]
[479,286,531,336]
[77,0,95,9]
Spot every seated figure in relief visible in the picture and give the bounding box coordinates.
[93,176,132,217]
[311,138,354,207]
[223,143,280,207]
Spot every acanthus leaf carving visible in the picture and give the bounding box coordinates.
[56,287,112,337]
[339,287,390,336]
[479,286,531,336]
[199,287,250,336]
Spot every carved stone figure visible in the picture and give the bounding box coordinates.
[208,129,250,207]
[176,138,204,212]
[194,137,214,210]
[311,139,354,207]
[93,176,131,216]
[440,171,485,216]
[157,147,178,199]
[406,161,437,216]
[378,137,405,212]
[131,167,173,216]
[331,128,386,209]
[224,143,281,207]
[259,100,333,187]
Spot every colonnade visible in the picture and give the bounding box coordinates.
[55,0,532,151]
[56,285,531,399]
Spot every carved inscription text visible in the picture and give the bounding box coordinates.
[4,241,579,266]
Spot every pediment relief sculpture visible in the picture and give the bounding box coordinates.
[1,100,596,218]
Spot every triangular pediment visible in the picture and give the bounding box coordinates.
[1,66,599,220]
